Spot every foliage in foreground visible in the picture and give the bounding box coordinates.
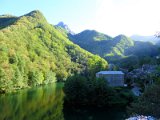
[128,84,160,118]
[64,75,135,107]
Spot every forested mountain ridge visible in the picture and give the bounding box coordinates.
[104,35,134,60]
[56,23,159,69]
[69,30,112,56]
[72,30,112,42]
[68,30,134,60]
[0,15,18,29]
[0,10,108,92]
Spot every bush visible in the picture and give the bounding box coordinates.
[128,84,160,118]
[64,75,89,105]
[64,75,135,107]
[28,70,44,86]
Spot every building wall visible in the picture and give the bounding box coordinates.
[96,73,124,86]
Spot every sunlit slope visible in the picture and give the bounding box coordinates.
[0,10,107,92]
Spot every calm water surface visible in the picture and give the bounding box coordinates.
[0,83,127,120]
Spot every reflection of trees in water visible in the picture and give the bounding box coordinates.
[0,83,64,120]
[63,107,127,120]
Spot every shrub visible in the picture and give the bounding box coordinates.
[64,75,135,107]
[128,85,160,118]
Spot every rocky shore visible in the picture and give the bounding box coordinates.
[126,115,156,120]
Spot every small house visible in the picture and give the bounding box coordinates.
[96,71,124,86]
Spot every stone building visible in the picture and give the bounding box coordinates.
[96,71,124,86]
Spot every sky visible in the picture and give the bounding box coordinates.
[1,0,160,36]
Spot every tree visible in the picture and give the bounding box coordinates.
[12,67,24,88]
[0,68,13,92]
[28,70,44,86]
[64,75,135,107]
[63,75,89,105]
[128,85,160,118]
[44,71,56,84]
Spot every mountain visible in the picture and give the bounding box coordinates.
[125,41,159,57]
[130,35,159,44]
[69,30,112,56]
[68,30,159,69]
[69,29,112,42]
[0,15,18,29]
[0,10,108,92]
[106,35,134,58]
[118,41,159,69]
[69,30,134,60]
[55,21,74,36]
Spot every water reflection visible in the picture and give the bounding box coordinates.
[0,83,64,120]
[0,83,127,120]
[64,107,127,120]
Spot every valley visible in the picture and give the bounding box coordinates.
[0,10,160,119]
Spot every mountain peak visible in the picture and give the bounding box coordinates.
[25,10,42,16]
[116,34,127,38]
[82,29,98,34]
[56,22,74,35]
[23,10,46,20]
[114,34,129,40]
[57,21,65,26]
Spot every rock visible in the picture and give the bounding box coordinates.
[126,115,156,120]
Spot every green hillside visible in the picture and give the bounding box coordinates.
[0,10,108,92]
[64,29,159,68]
[104,35,134,61]
[68,30,134,60]
[69,30,113,56]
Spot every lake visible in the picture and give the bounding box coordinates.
[0,83,128,120]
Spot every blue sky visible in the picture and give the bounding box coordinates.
[1,0,160,36]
